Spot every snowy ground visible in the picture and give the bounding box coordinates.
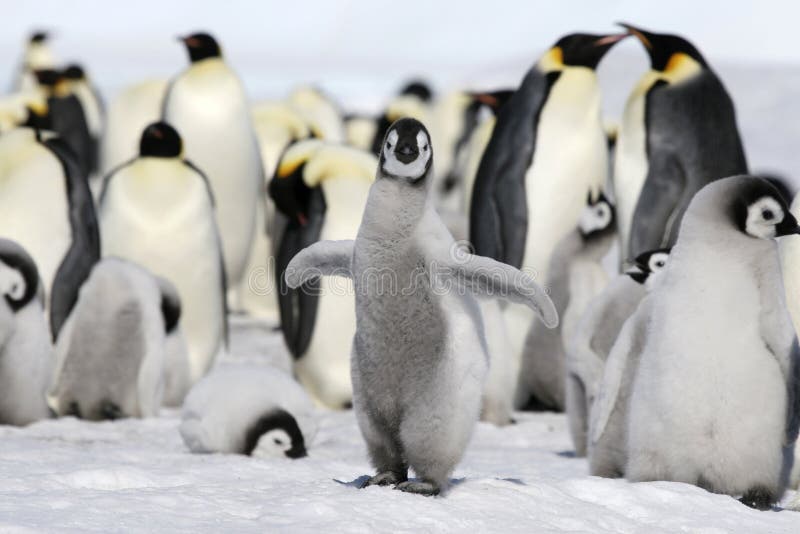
[0,317,797,533]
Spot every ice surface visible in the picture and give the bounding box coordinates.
[0,316,798,532]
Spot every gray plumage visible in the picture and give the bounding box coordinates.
[286,118,556,496]
[626,176,800,510]
[565,275,645,457]
[0,238,53,426]
[48,258,168,420]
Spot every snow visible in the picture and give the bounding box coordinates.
[0,316,797,532]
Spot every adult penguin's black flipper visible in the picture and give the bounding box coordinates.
[469,69,560,268]
[45,137,100,341]
[628,150,687,259]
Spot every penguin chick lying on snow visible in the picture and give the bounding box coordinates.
[0,238,53,425]
[516,192,616,411]
[566,248,670,456]
[285,118,557,496]
[180,365,316,458]
[48,258,181,420]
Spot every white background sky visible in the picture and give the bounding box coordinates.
[1,0,798,108]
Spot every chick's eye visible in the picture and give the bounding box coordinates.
[386,142,392,150]
[273,438,283,445]
[655,261,664,268]
[762,209,774,221]
[423,144,428,152]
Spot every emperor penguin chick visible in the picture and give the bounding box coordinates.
[285,118,557,496]
[0,238,53,425]
[48,258,175,420]
[626,176,800,510]
[566,249,669,456]
[180,365,316,458]
[587,249,671,474]
[516,192,616,411]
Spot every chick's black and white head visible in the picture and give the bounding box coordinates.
[244,408,307,459]
[732,179,799,240]
[0,238,40,313]
[139,121,183,158]
[626,248,671,288]
[179,32,222,63]
[578,192,615,238]
[379,118,433,182]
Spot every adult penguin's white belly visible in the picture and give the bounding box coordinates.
[613,72,660,260]
[295,175,369,408]
[164,61,261,293]
[0,129,71,299]
[100,159,225,382]
[521,69,607,282]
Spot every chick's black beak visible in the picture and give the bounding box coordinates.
[286,445,307,459]
[776,213,800,236]
[625,265,647,284]
[395,141,418,164]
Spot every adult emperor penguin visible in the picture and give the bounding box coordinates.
[163,32,263,305]
[615,23,747,260]
[13,31,56,92]
[566,248,669,456]
[516,192,616,411]
[285,118,558,495]
[470,32,625,386]
[180,365,316,457]
[49,258,173,420]
[269,140,376,409]
[626,176,800,510]
[99,79,168,175]
[99,121,227,384]
[0,238,53,426]
[586,249,670,474]
[287,86,345,142]
[0,122,100,341]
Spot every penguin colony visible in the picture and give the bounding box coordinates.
[0,22,797,509]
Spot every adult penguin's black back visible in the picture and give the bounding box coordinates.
[43,137,100,340]
[620,24,747,259]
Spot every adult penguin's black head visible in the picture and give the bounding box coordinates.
[399,80,433,102]
[469,89,515,116]
[179,32,222,63]
[242,408,307,459]
[548,33,628,70]
[33,68,62,88]
[139,121,183,158]
[379,118,433,183]
[29,31,49,44]
[63,64,86,81]
[0,238,40,312]
[269,140,324,227]
[618,23,708,72]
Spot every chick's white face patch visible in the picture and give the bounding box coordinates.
[0,263,25,303]
[579,199,612,234]
[381,129,432,180]
[251,429,293,458]
[744,196,784,239]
